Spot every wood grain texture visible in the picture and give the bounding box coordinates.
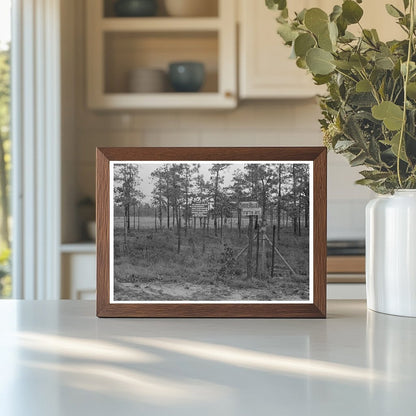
[96,147,327,318]
[96,148,110,317]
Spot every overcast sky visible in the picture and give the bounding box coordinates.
[130,162,244,204]
[113,161,309,205]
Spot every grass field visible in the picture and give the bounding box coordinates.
[114,216,274,230]
[113,218,310,302]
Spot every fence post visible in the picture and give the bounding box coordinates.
[177,212,181,254]
[271,225,276,278]
[255,218,260,277]
[261,222,266,279]
[247,215,254,279]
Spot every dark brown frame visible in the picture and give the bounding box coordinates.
[96,147,327,318]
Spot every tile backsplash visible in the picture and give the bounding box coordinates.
[72,100,373,241]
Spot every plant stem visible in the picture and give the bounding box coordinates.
[334,68,358,84]
[359,69,380,104]
[397,0,415,188]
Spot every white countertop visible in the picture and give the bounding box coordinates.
[0,300,415,415]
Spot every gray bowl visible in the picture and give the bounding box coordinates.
[168,62,205,93]
[114,0,158,17]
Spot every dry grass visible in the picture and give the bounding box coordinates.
[113,224,309,301]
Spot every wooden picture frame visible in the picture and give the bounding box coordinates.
[96,147,327,318]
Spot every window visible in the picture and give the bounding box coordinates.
[0,0,11,298]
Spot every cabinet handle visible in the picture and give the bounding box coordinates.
[225,91,234,99]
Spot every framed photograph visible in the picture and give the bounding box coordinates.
[96,147,327,317]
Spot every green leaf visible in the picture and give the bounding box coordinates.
[344,114,367,147]
[296,8,307,23]
[266,0,287,11]
[363,29,376,46]
[334,140,354,151]
[349,92,377,107]
[369,136,382,163]
[318,27,334,52]
[294,33,316,58]
[381,132,409,162]
[339,31,356,43]
[330,5,342,22]
[371,29,380,42]
[289,44,297,59]
[356,79,372,92]
[408,109,416,137]
[277,23,298,43]
[407,82,416,99]
[401,61,416,76]
[385,4,403,18]
[350,152,367,167]
[378,77,386,100]
[399,14,411,29]
[304,8,329,35]
[342,0,364,24]
[296,57,308,69]
[313,74,332,85]
[350,54,368,70]
[393,60,402,79]
[328,21,338,44]
[360,170,391,181]
[375,55,395,70]
[355,178,377,186]
[306,48,335,75]
[403,0,410,10]
[333,60,353,70]
[372,101,404,130]
[336,15,348,36]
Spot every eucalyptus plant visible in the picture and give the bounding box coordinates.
[266,0,416,193]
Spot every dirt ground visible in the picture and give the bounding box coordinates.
[113,222,310,302]
[114,279,309,301]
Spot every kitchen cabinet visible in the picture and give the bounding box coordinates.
[61,244,96,300]
[239,0,324,99]
[86,0,237,109]
[238,0,404,99]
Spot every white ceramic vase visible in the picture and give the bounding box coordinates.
[366,190,416,317]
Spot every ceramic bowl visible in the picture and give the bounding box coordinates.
[164,0,217,17]
[114,0,158,17]
[168,62,205,92]
[128,68,167,93]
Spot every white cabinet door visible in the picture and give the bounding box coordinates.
[238,0,404,99]
[239,0,325,99]
[62,253,96,300]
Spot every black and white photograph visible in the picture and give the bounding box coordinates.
[110,161,313,303]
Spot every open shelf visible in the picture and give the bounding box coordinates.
[91,92,234,109]
[61,242,96,254]
[87,0,236,109]
[103,0,219,18]
[101,17,221,32]
[104,31,218,94]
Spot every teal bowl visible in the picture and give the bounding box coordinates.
[168,62,205,93]
[114,0,157,17]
